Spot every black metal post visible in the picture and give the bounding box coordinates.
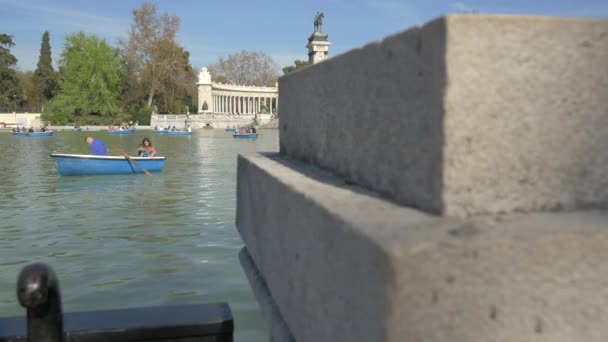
[17,263,63,342]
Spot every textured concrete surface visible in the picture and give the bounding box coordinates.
[239,248,295,342]
[237,153,608,342]
[279,14,608,217]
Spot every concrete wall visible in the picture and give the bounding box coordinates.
[279,15,608,217]
[236,14,608,342]
[0,113,42,127]
[238,153,608,342]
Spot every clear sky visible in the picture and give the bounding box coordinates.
[2,0,607,72]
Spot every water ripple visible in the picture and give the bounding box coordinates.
[0,129,278,342]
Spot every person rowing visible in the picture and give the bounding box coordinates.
[86,136,107,156]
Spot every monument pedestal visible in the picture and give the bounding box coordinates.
[237,14,608,341]
[307,32,331,64]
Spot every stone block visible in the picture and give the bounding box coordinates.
[237,153,608,342]
[239,247,295,342]
[278,15,608,217]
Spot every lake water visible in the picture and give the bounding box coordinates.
[0,128,277,342]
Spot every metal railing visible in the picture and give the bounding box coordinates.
[0,263,234,341]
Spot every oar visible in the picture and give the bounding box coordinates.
[111,145,152,176]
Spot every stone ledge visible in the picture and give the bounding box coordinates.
[237,152,608,342]
[239,247,295,342]
[279,14,608,217]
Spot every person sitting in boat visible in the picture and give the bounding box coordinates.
[28,127,34,133]
[137,137,156,157]
[154,125,159,130]
[251,126,257,134]
[186,125,192,132]
[41,127,46,132]
[86,136,107,156]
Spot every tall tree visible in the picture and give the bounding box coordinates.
[33,31,57,111]
[15,71,36,110]
[0,33,19,107]
[121,2,191,110]
[208,50,279,86]
[43,32,122,124]
[282,60,309,75]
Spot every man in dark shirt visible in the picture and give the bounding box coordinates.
[86,136,107,156]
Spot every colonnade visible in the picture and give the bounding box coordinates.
[212,95,277,115]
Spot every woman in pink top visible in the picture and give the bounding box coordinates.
[137,137,156,157]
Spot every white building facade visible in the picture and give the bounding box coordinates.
[197,67,279,116]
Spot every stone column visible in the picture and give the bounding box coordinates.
[270,98,274,115]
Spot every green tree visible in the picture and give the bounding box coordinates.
[208,50,279,86]
[282,60,309,75]
[15,71,36,109]
[33,31,57,111]
[121,2,193,111]
[43,32,122,124]
[156,48,196,113]
[0,33,19,107]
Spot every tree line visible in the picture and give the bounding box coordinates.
[0,2,307,126]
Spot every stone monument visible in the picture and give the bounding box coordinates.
[307,12,331,64]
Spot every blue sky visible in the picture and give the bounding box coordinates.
[1,0,607,72]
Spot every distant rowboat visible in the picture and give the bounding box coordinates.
[165,131,192,136]
[107,129,134,135]
[224,128,236,132]
[12,131,54,137]
[232,133,257,139]
[51,153,166,176]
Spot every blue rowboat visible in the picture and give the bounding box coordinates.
[72,128,82,132]
[13,131,54,137]
[224,128,236,132]
[107,129,134,135]
[165,131,192,136]
[152,130,168,134]
[51,153,166,176]
[233,133,257,139]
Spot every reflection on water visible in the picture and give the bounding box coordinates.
[0,129,277,342]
